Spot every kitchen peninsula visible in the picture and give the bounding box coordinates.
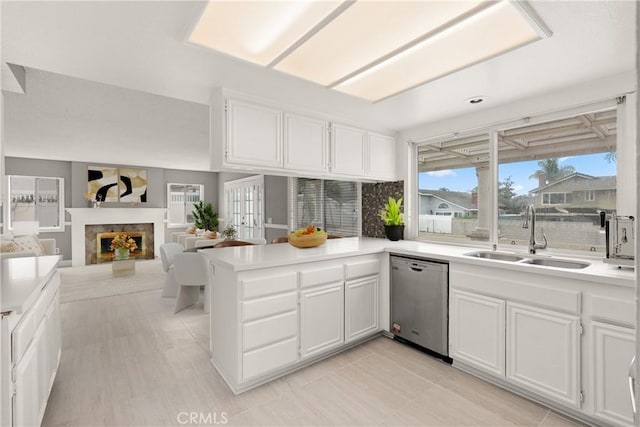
[200,237,635,426]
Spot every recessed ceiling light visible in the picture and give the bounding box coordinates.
[466,96,487,105]
[188,0,551,103]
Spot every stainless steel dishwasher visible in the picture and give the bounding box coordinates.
[390,255,449,358]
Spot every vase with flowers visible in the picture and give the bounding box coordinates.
[110,233,138,260]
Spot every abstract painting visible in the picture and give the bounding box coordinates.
[87,166,119,202]
[118,168,147,203]
[87,166,147,203]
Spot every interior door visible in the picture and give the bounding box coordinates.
[224,175,264,240]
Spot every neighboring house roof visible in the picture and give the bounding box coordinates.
[530,173,616,193]
[418,190,477,211]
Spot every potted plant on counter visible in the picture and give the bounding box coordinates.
[380,196,404,241]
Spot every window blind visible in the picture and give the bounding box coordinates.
[289,178,360,237]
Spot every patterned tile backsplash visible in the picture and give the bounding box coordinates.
[361,181,405,238]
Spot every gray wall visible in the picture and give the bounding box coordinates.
[264,175,289,243]
[5,156,218,259]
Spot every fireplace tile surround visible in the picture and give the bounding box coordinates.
[67,208,166,266]
[87,224,153,264]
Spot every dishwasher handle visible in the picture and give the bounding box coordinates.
[408,263,424,272]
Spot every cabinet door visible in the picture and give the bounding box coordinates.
[284,113,328,173]
[300,282,344,358]
[345,276,378,342]
[367,132,395,181]
[13,325,42,427]
[450,290,505,377]
[46,294,62,390]
[506,302,581,408]
[592,321,635,426]
[330,123,366,176]
[226,99,282,168]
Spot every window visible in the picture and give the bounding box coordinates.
[585,190,595,201]
[541,192,571,205]
[417,132,487,242]
[497,108,616,253]
[167,183,204,227]
[289,178,360,237]
[415,102,618,255]
[7,175,65,232]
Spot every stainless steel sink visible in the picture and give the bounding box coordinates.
[521,258,590,269]
[465,251,524,262]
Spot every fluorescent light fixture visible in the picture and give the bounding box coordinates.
[189,0,342,66]
[189,0,550,102]
[273,0,490,86]
[334,1,544,101]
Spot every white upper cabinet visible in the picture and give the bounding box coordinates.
[211,89,395,180]
[330,123,367,177]
[283,113,328,173]
[226,98,282,168]
[367,132,396,181]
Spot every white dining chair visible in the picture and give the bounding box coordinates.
[172,252,211,314]
[159,242,184,298]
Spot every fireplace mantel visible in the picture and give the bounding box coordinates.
[66,208,166,266]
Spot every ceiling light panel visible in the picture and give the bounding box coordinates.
[335,1,543,101]
[189,1,342,66]
[274,0,490,86]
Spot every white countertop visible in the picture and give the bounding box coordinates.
[199,237,634,287]
[1,255,62,314]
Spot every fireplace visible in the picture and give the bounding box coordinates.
[66,208,166,267]
[96,231,147,262]
[85,223,154,264]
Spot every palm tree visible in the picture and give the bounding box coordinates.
[529,158,575,185]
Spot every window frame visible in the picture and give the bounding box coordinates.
[288,177,362,237]
[6,175,65,233]
[410,98,620,255]
[166,183,205,229]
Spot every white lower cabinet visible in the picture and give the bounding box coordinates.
[592,321,635,426]
[450,290,505,377]
[10,277,61,427]
[345,276,378,343]
[300,282,344,358]
[506,302,581,408]
[13,326,41,427]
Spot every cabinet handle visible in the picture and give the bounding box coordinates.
[629,356,637,419]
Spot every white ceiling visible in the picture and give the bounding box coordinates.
[1,1,636,148]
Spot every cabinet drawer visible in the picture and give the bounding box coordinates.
[242,337,298,381]
[299,266,343,288]
[242,292,297,322]
[344,260,379,280]
[243,311,297,351]
[241,273,297,299]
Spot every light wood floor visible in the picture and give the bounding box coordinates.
[43,286,584,426]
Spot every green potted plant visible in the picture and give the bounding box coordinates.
[192,201,219,232]
[379,196,404,241]
[221,223,237,240]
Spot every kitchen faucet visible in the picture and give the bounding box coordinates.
[522,204,547,254]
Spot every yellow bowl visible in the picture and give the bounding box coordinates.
[288,232,327,248]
